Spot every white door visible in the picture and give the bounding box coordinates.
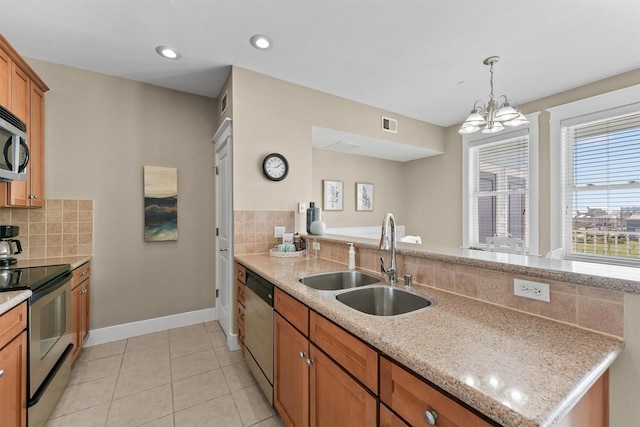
[213,118,238,350]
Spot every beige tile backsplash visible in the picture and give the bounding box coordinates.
[234,210,295,255]
[314,240,625,338]
[0,199,93,259]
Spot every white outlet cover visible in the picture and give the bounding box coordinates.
[274,226,285,238]
[513,279,550,302]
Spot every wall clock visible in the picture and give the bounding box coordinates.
[262,153,289,181]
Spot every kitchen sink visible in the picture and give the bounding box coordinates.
[335,286,433,316]
[298,270,381,291]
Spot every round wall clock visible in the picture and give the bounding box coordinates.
[262,153,289,181]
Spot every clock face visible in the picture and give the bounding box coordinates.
[262,153,289,181]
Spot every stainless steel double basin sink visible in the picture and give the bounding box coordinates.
[297,271,433,316]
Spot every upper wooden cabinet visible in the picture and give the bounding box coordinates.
[0,33,48,208]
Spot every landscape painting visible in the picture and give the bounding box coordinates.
[144,166,178,241]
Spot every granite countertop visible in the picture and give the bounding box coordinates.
[0,289,31,315]
[14,255,92,270]
[235,253,624,427]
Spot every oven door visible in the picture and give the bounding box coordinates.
[28,271,73,399]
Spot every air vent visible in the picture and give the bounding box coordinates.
[220,90,228,115]
[382,116,397,133]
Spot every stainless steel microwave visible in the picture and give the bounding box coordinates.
[0,104,29,182]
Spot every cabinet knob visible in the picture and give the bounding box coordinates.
[81,271,86,276]
[306,358,313,366]
[299,351,306,359]
[423,410,438,425]
[0,369,4,377]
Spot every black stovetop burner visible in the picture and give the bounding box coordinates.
[0,264,71,293]
[0,257,17,267]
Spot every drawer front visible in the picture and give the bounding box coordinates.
[274,288,309,337]
[310,311,378,393]
[72,261,91,288]
[0,302,27,349]
[237,300,246,329]
[236,263,246,285]
[380,403,410,427]
[237,281,246,307]
[238,323,246,353]
[380,357,493,427]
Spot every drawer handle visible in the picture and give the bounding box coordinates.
[299,351,306,359]
[81,271,86,276]
[423,410,438,425]
[0,369,4,377]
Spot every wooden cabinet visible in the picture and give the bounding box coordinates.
[0,302,28,427]
[274,287,376,427]
[236,263,246,353]
[0,33,48,208]
[71,261,91,362]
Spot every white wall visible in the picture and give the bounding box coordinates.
[28,58,219,329]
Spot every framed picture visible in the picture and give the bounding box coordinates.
[323,180,343,211]
[143,166,178,241]
[356,182,374,211]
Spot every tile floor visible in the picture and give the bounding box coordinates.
[46,321,284,427]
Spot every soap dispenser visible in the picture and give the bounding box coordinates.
[348,243,356,269]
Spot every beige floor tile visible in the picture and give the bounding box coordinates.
[121,344,170,371]
[170,349,220,381]
[209,330,227,348]
[45,402,110,427]
[222,360,257,392]
[114,359,172,399]
[169,334,213,359]
[139,415,174,427]
[214,345,244,367]
[107,384,173,426]
[51,375,117,418]
[79,340,126,363]
[126,331,169,353]
[204,320,222,334]
[232,385,276,426]
[252,415,286,427]
[69,353,122,386]
[174,394,243,427]
[172,368,230,412]
[168,323,208,342]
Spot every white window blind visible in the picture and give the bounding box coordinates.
[468,135,530,249]
[561,111,640,264]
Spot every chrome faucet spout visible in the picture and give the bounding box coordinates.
[379,213,397,285]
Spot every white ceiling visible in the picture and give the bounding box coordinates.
[1,0,639,128]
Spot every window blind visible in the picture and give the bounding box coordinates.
[468,135,529,248]
[561,111,640,264]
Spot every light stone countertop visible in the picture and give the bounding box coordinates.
[13,255,92,270]
[235,253,624,427]
[0,289,31,315]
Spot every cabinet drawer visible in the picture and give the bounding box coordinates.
[238,323,246,353]
[380,403,410,427]
[310,311,378,393]
[274,288,309,337]
[237,281,246,306]
[72,261,91,288]
[380,356,493,427]
[0,302,27,349]
[237,300,245,329]
[236,264,246,285]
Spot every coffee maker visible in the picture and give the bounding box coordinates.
[0,225,22,266]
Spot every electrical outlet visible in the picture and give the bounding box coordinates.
[298,202,307,214]
[312,241,320,250]
[274,226,285,238]
[513,279,550,302]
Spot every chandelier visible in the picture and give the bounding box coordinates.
[458,56,528,135]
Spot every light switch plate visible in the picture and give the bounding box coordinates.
[298,202,306,214]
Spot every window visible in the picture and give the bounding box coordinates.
[462,113,539,253]
[549,84,640,266]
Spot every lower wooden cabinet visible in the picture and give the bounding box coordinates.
[236,263,246,353]
[380,404,409,427]
[0,303,28,427]
[71,261,91,362]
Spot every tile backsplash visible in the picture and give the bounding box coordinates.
[0,199,93,259]
[234,210,295,255]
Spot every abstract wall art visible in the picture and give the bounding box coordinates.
[143,165,178,241]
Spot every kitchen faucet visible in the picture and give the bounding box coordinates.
[379,212,397,285]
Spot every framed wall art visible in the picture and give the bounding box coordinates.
[323,180,343,211]
[356,182,374,211]
[144,165,178,241]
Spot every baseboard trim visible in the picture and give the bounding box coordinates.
[227,332,241,351]
[84,307,217,347]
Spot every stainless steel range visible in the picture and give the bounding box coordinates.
[0,264,73,427]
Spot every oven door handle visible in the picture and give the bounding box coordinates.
[29,270,73,304]
[28,343,73,407]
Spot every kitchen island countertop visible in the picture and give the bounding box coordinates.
[0,289,31,315]
[236,253,623,427]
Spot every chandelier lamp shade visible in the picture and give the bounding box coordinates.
[458,56,529,135]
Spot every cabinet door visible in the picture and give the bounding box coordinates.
[71,284,82,362]
[0,331,27,427]
[274,313,309,427]
[10,63,28,124]
[380,404,410,427]
[28,83,45,207]
[309,344,377,427]
[0,49,9,109]
[81,279,90,343]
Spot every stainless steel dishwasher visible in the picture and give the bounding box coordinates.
[244,269,274,405]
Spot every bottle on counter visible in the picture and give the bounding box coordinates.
[348,243,356,269]
[306,202,317,234]
[310,208,326,235]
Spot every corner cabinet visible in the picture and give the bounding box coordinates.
[71,261,91,362]
[0,34,48,208]
[0,302,28,427]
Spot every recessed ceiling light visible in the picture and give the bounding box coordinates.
[250,34,272,50]
[155,46,181,60]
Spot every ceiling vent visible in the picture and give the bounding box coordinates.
[382,116,397,133]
